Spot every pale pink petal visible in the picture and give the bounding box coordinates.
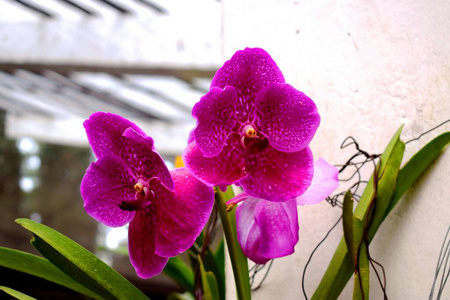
[297,158,339,205]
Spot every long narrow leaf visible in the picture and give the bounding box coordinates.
[198,256,220,300]
[0,247,98,299]
[16,218,149,300]
[312,128,450,299]
[312,126,404,299]
[342,191,356,263]
[386,131,450,216]
[0,286,37,300]
[353,242,370,300]
[163,256,195,294]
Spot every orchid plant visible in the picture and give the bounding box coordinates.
[1,48,449,300]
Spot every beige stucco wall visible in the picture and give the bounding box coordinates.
[222,0,450,299]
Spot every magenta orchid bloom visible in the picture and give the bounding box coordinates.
[183,47,321,202]
[233,158,339,264]
[80,112,214,278]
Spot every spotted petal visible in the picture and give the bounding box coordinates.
[84,112,147,159]
[122,128,174,191]
[128,206,169,278]
[192,86,238,157]
[236,195,299,264]
[256,83,320,153]
[183,137,246,187]
[154,168,214,257]
[211,48,285,121]
[297,158,339,205]
[80,155,136,227]
[238,146,314,202]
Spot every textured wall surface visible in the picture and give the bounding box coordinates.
[222,0,450,298]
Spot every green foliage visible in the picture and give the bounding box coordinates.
[198,256,220,300]
[16,218,149,300]
[312,127,450,300]
[0,247,97,298]
[0,286,37,300]
[164,256,195,294]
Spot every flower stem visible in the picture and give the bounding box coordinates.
[215,187,251,300]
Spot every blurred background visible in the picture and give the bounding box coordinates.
[0,0,222,298]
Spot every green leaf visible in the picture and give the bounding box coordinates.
[198,255,220,300]
[312,128,450,300]
[0,247,97,299]
[0,286,37,300]
[16,218,149,300]
[215,186,251,300]
[163,256,195,294]
[201,246,226,300]
[312,125,405,300]
[342,190,356,262]
[353,242,370,300]
[213,239,225,286]
[167,292,195,300]
[386,131,450,216]
[353,125,405,221]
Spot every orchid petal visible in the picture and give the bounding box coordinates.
[80,155,135,227]
[128,207,169,278]
[297,158,339,205]
[183,137,246,187]
[236,196,299,264]
[236,198,268,264]
[238,146,314,202]
[84,112,146,159]
[255,198,299,259]
[122,128,174,191]
[154,168,214,257]
[192,86,238,157]
[211,48,285,121]
[256,83,320,152]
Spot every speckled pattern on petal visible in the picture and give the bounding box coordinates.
[155,168,214,257]
[183,137,246,187]
[122,128,174,191]
[192,86,238,157]
[80,155,136,227]
[84,112,147,159]
[238,146,314,202]
[211,48,285,122]
[128,206,168,278]
[255,83,320,153]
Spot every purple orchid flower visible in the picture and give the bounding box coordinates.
[80,112,214,278]
[233,158,339,264]
[183,47,321,202]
